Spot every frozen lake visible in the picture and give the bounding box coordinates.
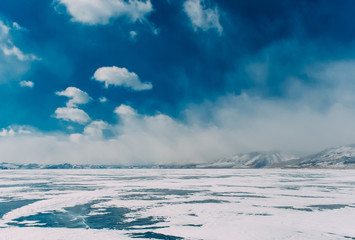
[0,169,354,240]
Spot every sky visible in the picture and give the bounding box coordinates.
[1,0,355,165]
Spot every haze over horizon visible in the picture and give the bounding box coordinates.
[1,0,355,165]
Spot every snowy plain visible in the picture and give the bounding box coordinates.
[0,169,354,240]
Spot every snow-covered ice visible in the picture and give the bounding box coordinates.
[0,169,354,239]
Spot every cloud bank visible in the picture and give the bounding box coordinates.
[3,59,355,165]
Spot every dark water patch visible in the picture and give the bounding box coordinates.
[232,195,268,199]
[50,184,98,191]
[211,191,252,196]
[278,194,328,199]
[279,179,317,183]
[89,210,160,230]
[120,194,166,201]
[180,175,238,179]
[133,188,204,196]
[245,213,273,216]
[213,175,237,179]
[279,173,326,179]
[275,206,313,212]
[211,192,268,199]
[108,176,165,181]
[328,232,355,239]
[0,184,28,188]
[128,226,169,230]
[183,199,229,204]
[307,185,339,190]
[0,199,41,218]
[307,204,348,210]
[161,199,230,206]
[183,224,203,227]
[130,231,184,240]
[178,176,207,180]
[253,213,273,216]
[10,201,164,230]
[253,186,276,189]
[27,182,96,192]
[217,185,276,189]
[280,186,301,191]
[10,211,88,228]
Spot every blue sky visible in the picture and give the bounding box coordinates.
[1,0,355,164]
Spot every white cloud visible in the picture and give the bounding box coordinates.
[12,22,23,31]
[129,30,138,40]
[56,87,91,107]
[0,20,39,61]
[0,126,32,137]
[69,120,111,142]
[114,104,137,117]
[0,21,10,40]
[93,66,153,91]
[1,45,38,61]
[54,107,91,124]
[83,120,111,139]
[0,128,15,137]
[0,19,39,83]
[99,96,107,103]
[19,80,34,88]
[55,0,153,25]
[184,0,222,34]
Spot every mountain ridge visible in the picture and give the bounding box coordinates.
[1,145,355,169]
[272,145,355,169]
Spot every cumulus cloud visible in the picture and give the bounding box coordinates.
[183,0,222,34]
[55,0,153,25]
[56,87,91,107]
[83,120,111,139]
[93,66,153,90]
[114,104,137,117]
[54,107,91,124]
[19,80,34,88]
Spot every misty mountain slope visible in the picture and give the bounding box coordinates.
[274,145,355,168]
[0,163,123,170]
[199,151,296,169]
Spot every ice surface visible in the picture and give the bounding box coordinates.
[0,169,354,240]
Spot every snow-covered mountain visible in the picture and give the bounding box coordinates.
[274,145,355,169]
[0,163,124,170]
[199,151,296,169]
